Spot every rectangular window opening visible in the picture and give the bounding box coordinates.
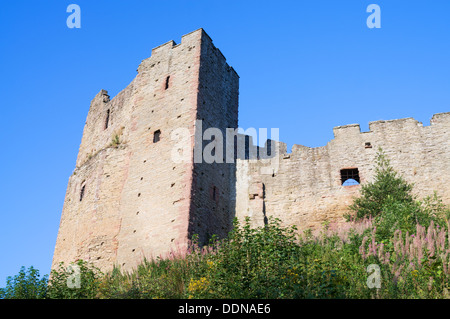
[104,109,110,130]
[340,168,360,186]
[153,130,161,143]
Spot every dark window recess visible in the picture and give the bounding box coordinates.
[165,76,170,90]
[80,184,86,201]
[340,168,360,186]
[266,139,272,157]
[153,130,161,143]
[212,186,218,201]
[211,136,216,156]
[104,109,110,130]
[244,135,250,159]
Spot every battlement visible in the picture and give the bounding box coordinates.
[150,28,203,55]
[146,28,238,78]
[368,117,421,132]
[333,113,450,139]
[431,111,450,124]
[237,112,450,162]
[333,124,361,138]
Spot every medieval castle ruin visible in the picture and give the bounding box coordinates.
[52,29,450,273]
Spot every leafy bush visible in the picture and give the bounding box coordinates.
[348,148,448,241]
[349,148,414,221]
[198,217,305,298]
[0,266,48,299]
[2,148,449,299]
[47,260,103,299]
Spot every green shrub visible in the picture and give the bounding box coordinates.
[198,217,301,298]
[348,148,448,241]
[47,260,103,299]
[0,266,48,299]
[3,149,449,299]
[349,148,414,221]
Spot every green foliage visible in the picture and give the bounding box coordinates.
[202,217,302,298]
[0,266,48,299]
[47,260,103,299]
[348,148,448,241]
[349,148,414,221]
[111,134,121,148]
[421,192,450,224]
[3,150,450,299]
[185,218,358,299]
[110,127,124,148]
[96,258,193,299]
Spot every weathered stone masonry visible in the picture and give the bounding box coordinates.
[236,114,450,231]
[52,29,450,274]
[52,29,239,272]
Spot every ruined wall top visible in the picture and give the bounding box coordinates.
[145,28,238,77]
[238,112,450,160]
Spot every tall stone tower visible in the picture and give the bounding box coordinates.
[52,29,239,272]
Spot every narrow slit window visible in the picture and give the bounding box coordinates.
[153,130,161,143]
[211,136,216,156]
[212,186,217,201]
[104,109,110,130]
[80,184,86,201]
[165,76,170,90]
[340,168,360,186]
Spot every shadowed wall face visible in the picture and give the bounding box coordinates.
[189,33,239,245]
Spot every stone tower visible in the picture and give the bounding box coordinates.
[52,29,239,272]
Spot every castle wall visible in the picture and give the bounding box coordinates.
[236,113,450,231]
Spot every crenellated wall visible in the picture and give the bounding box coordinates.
[236,113,450,230]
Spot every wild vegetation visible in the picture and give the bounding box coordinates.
[1,149,449,299]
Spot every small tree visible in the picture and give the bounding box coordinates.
[0,266,48,299]
[348,148,448,240]
[349,148,414,221]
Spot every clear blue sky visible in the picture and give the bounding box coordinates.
[1,1,449,286]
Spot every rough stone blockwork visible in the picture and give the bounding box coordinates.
[236,113,450,230]
[52,29,239,273]
[53,28,449,274]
